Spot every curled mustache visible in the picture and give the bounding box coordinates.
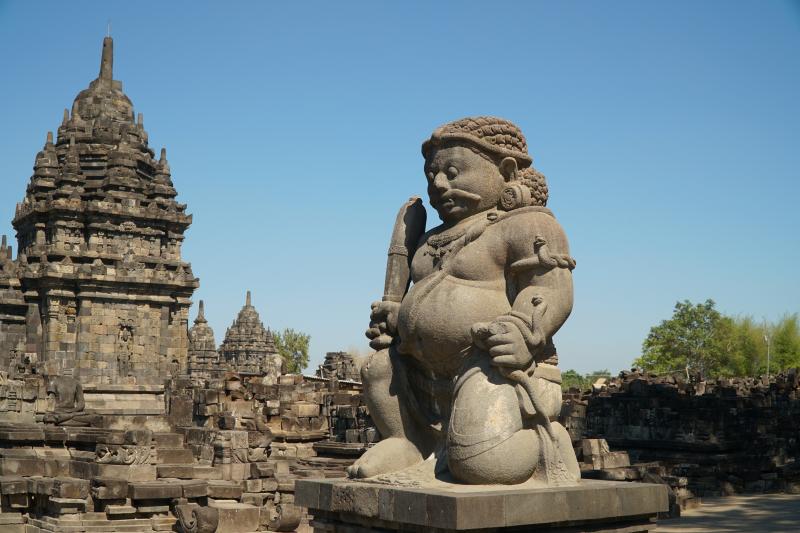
[430,189,482,208]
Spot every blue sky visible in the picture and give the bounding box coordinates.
[0,2,798,374]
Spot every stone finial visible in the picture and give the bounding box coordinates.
[1,234,6,251]
[159,147,167,163]
[194,300,208,325]
[62,108,69,126]
[246,290,252,307]
[137,113,143,127]
[46,131,54,146]
[100,36,113,82]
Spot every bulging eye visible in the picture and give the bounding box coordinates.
[447,166,458,178]
[426,171,435,181]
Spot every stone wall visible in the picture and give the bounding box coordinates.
[563,369,800,497]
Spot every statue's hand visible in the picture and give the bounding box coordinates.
[471,321,532,370]
[365,300,401,350]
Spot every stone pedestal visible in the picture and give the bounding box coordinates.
[296,479,668,532]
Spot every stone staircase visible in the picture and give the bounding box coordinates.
[26,512,172,532]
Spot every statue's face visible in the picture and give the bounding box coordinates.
[425,145,505,223]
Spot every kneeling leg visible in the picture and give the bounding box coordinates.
[347,348,433,478]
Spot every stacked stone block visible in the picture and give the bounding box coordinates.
[315,352,360,382]
[564,368,800,503]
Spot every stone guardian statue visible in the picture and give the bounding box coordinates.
[350,117,580,486]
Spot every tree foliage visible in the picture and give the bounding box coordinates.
[561,369,612,392]
[634,300,732,376]
[634,300,800,378]
[273,328,310,374]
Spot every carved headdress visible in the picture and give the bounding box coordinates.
[422,116,532,166]
[422,116,548,207]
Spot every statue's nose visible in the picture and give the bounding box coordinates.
[432,172,449,191]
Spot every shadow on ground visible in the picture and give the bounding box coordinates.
[658,494,800,532]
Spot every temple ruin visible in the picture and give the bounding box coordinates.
[0,37,375,533]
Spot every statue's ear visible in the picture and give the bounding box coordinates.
[499,157,518,181]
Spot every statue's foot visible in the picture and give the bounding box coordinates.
[346,437,424,479]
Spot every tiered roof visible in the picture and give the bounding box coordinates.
[188,300,218,378]
[11,37,198,294]
[219,291,283,375]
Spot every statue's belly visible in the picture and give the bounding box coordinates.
[397,274,510,376]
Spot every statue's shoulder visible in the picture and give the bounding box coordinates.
[497,206,564,235]
[497,206,571,258]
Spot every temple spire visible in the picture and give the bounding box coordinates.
[100,36,113,82]
[194,300,208,324]
[246,290,252,307]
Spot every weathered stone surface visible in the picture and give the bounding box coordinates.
[316,351,360,382]
[298,478,667,531]
[210,500,260,532]
[129,481,182,500]
[564,368,800,501]
[352,117,578,486]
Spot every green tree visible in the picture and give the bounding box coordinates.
[273,328,310,374]
[726,316,767,377]
[634,299,734,377]
[561,369,587,391]
[770,314,800,372]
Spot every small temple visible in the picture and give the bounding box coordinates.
[187,300,217,379]
[0,36,198,385]
[218,291,285,378]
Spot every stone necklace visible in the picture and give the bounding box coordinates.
[423,210,499,267]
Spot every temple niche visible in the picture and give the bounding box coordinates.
[219,291,285,379]
[0,37,198,385]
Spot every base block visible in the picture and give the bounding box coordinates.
[296,479,668,532]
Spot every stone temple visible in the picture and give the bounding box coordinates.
[186,293,286,381]
[0,36,197,385]
[219,292,284,377]
[187,300,217,380]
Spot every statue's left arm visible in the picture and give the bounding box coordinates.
[472,210,575,369]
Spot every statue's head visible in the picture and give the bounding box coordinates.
[422,116,548,223]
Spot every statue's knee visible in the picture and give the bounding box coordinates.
[449,430,538,485]
[361,348,391,384]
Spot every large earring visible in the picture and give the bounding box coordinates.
[499,183,531,211]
